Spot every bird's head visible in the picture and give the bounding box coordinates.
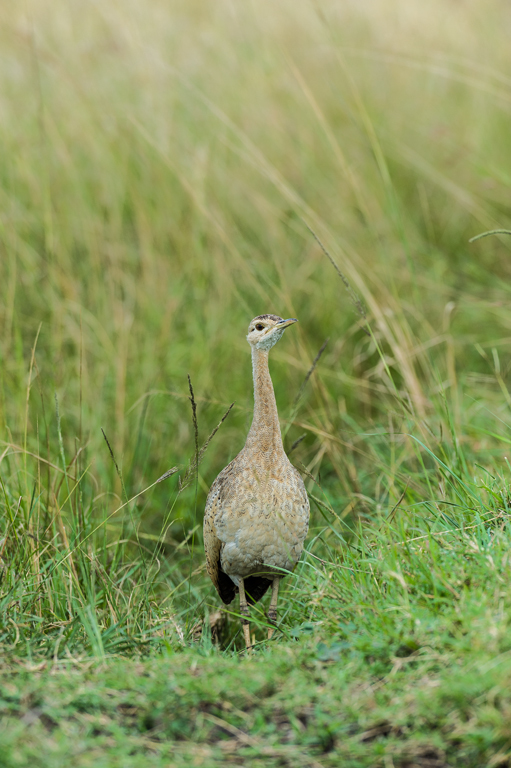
[246,314,298,351]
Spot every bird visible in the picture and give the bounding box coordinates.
[203,314,310,649]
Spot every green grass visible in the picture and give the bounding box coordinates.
[1,0,511,764]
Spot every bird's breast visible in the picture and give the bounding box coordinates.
[213,462,310,582]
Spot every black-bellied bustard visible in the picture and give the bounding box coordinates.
[203,314,310,649]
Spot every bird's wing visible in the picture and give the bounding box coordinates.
[203,461,237,605]
[290,464,311,539]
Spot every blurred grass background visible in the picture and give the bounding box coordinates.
[2,0,511,642]
[2,2,511,760]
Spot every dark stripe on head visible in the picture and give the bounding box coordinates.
[253,314,284,323]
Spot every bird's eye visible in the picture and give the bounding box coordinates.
[255,324,265,331]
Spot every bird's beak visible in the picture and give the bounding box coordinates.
[276,318,298,330]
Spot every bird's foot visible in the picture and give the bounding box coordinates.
[242,620,252,652]
[267,607,277,640]
[240,606,252,651]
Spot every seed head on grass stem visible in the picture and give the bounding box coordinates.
[101,428,128,503]
[303,220,369,335]
[292,338,329,408]
[469,229,511,242]
[179,400,235,492]
[188,374,199,482]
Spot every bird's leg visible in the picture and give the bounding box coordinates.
[267,577,280,639]
[238,579,252,651]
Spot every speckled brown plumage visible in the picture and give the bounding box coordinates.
[203,315,310,647]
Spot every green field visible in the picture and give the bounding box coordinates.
[2,0,511,764]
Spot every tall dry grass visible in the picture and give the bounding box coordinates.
[0,0,511,653]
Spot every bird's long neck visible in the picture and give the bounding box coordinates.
[245,347,284,457]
